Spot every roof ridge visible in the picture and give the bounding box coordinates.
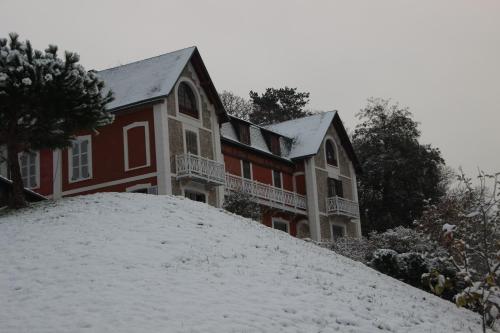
[265,110,334,128]
[97,46,196,73]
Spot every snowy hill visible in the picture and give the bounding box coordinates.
[0,193,481,332]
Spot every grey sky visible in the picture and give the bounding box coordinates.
[1,0,499,176]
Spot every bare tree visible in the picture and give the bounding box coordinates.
[219,90,253,120]
[450,170,500,332]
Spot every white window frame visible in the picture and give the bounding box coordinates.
[324,136,340,168]
[330,222,346,240]
[18,151,40,189]
[272,169,283,189]
[123,121,151,171]
[68,135,93,183]
[240,160,253,180]
[182,125,200,155]
[272,217,290,234]
[175,77,202,125]
[126,183,158,195]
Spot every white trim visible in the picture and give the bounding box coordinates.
[123,121,151,171]
[212,107,224,208]
[18,150,40,189]
[304,157,321,241]
[126,183,151,192]
[62,172,158,196]
[330,221,347,240]
[153,101,172,195]
[52,149,62,199]
[174,77,203,126]
[68,135,93,183]
[272,217,290,234]
[240,160,253,180]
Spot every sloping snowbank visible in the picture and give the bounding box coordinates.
[0,193,481,332]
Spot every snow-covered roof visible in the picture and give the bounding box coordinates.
[220,119,275,157]
[97,47,195,111]
[96,46,226,117]
[265,111,336,159]
[0,175,47,202]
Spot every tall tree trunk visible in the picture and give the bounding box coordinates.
[7,143,27,209]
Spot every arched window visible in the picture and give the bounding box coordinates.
[178,82,199,118]
[325,139,338,166]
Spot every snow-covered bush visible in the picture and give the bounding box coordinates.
[370,249,429,286]
[328,236,374,263]
[368,226,436,255]
[223,190,261,221]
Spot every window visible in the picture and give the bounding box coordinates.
[126,184,158,195]
[327,178,343,198]
[242,160,252,179]
[185,190,206,203]
[326,139,338,167]
[178,82,198,118]
[331,224,345,241]
[69,136,92,182]
[273,170,282,188]
[123,122,150,171]
[238,124,250,145]
[19,151,39,188]
[272,219,289,234]
[185,130,198,155]
[270,135,281,156]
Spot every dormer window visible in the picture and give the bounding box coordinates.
[270,135,281,156]
[178,82,199,119]
[326,139,338,167]
[238,123,250,145]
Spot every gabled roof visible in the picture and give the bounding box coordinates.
[97,47,226,117]
[265,111,361,172]
[265,112,335,159]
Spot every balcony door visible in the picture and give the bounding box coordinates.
[327,178,343,198]
[185,130,199,155]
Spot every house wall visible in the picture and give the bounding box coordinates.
[313,122,360,241]
[60,105,157,196]
[166,61,221,206]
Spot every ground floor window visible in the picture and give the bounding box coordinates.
[185,190,206,203]
[331,224,345,240]
[272,218,289,234]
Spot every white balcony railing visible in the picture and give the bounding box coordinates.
[225,173,307,213]
[326,196,360,218]
[175,153,225,186]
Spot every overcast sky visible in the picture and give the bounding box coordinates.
[1,0,499,176]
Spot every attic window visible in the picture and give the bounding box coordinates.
[178,82,199,119]
[270,135,281,156]
[326,139,338,167]
[238,124,250,145]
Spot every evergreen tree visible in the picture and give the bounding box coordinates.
[0,33,113,208]
[249,87,311,125]
[353,98,445,233]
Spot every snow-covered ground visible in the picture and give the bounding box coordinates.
[0,193,481,332]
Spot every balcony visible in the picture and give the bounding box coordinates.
[326,196,360,219]
[225,173,307,214]
[175,153,225,186]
